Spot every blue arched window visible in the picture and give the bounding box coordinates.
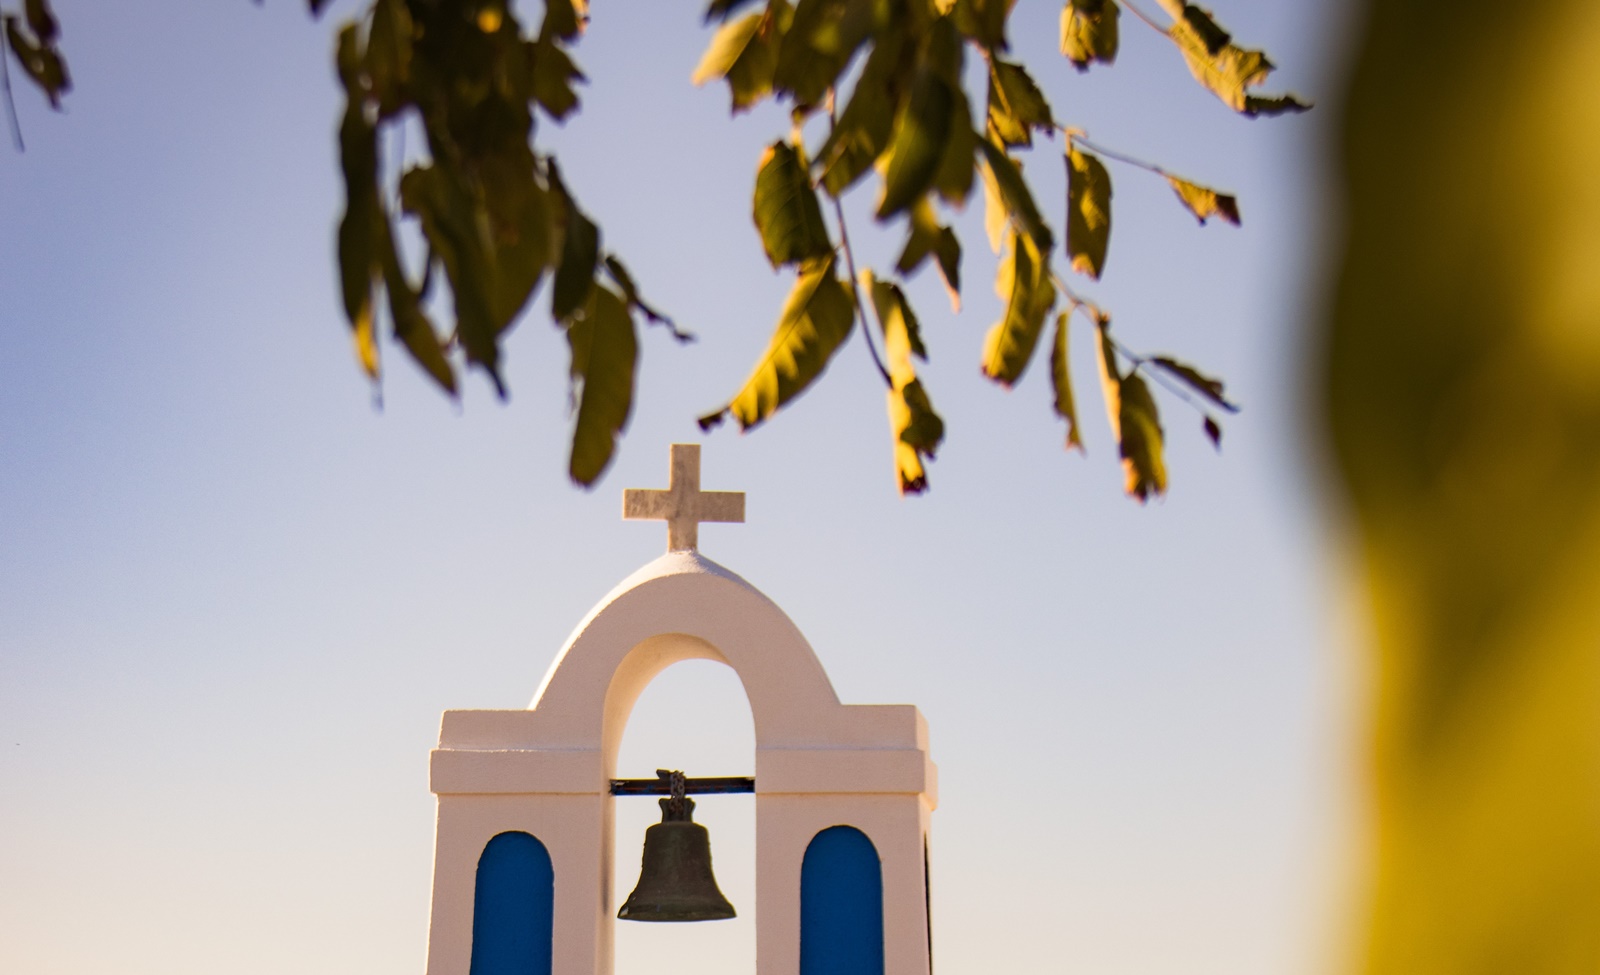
[800,825,884,975]
[470,831,554,975]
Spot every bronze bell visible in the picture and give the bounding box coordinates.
[617,773,736,922]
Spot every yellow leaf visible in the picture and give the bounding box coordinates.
[980,155,1009,253]
[986,59,1055,148]
[1168,5,1309,117]
[1066,144,1112,278]
[866,270,943,494]
[1051,312,1084,451]
[981,139,1054,254]
[353,302,379,380]
[981,232,1056,386]
[1117,372,1167,501]
[867,272,925,383]
[1060,0,1120,72]
[1165,175,1240,226]
[1094,320,1164,500]
[887,379,944,495]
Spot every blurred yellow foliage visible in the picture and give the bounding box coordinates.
[1323,2,1600,971]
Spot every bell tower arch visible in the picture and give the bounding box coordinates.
[423,446,937,975]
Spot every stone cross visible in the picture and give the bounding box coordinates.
[623,443,745,552]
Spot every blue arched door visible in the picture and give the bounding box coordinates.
[470,831,554,975]
[801,825,885,975]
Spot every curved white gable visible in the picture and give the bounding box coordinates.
[530,550,843,769]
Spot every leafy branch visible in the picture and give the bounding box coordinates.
[6,0,1307,502]
[692,0,1304,500]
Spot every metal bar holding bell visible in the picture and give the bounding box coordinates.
[609,769,755,796]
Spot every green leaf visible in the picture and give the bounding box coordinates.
[1169,5,1310,117]
[986,59,1055,149]
[1165,175,1240,225]
[476,153,555,328]
[815,25,904,196]
[531,33,584,120]
[336,39,380,379]
[1051,312,1084,450]
[772,0,871,110]
[1149,355,1239,411]
[981,231,1057,387]
[754,140,832,268]
[1066,143,1112,278]
[950,0,1008,50]
[366,0,414,117]
[701,255,856,431]
[895,197,962,311]
[23,0,56,43]
[1095,322,1166,501]
[4,12,69,108]
[691,7,782,112]
[541,0,587,41]
[876,64,955,220]
[567,285,638,486]
[931,92,978,206]
[1060,0,1119,71]
[979,140,1055,254]
[551,176,600,323]
[376,214,457,395]
[399,165,504,394]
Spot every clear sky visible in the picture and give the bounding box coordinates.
[0,2,1358,973]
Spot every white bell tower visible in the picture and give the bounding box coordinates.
[423,444,938,975]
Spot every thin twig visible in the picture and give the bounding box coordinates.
[823,92,892,387]
[830,193,893,387]
[1121,0,1171,34]
[1,22,24,151]
[1136,358,1214,414]
[1065,130,1170,178]
[1045,267,1102,321]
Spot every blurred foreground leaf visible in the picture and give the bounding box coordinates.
[1325,0,1600,969]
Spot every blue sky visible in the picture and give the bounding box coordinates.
[0,2,1358,973]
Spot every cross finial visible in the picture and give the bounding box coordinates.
[623,444,745,552]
